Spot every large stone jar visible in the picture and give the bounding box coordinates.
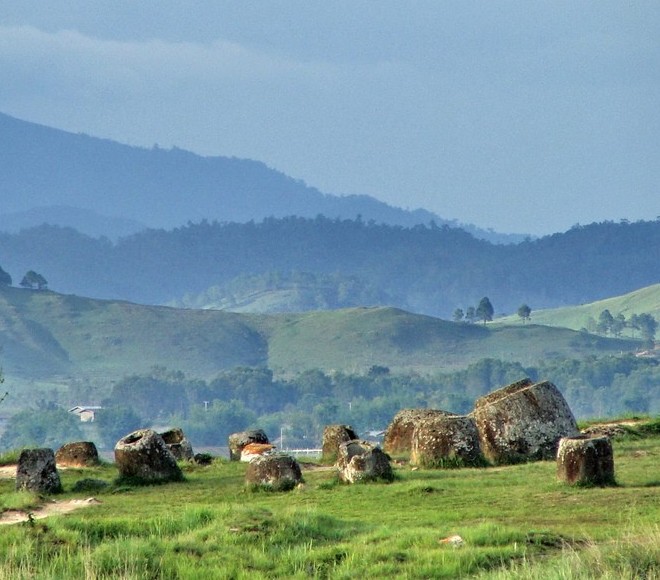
[114,429,183,483]
[472,379,579,465]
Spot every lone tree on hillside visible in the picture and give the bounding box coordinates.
[0,266,11,286]
[453,308,465,322]
[20,270,48,290]
[517,304,532,323]
[476,297,494,325]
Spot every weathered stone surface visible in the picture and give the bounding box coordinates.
[228,429,269,461]
[472,379,579,465]
[557,435,615,486]
[336,440,393,483]
[16,448,62,494]
[159,428,194,461]
[411,415,482,468]
[71,478,110,493]
[245,453,303,490]
[114,429,183,483]
[321,425,359,464]
[55,441,100,467]
[240,443,276,462]
[383,409,456,456]
[193,453,214,465]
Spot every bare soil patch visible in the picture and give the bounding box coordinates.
[0,497,101,525]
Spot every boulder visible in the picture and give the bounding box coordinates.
[557,435,615,486]
[245,453,303,491]
[321,425,359,464]
[114,429,183,483]
[228,429,269,461]
[383,409,456,456]
[472,379,579,465]
[55,441,100,467]
[336,440,393,483]
[159,428,194,461]
[411,415,483,468]
[240,443,276,462]
[16,448,62,494]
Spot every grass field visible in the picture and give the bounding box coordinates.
[497,283,660,334]
[0,426,657,578]
[0,285,639,388]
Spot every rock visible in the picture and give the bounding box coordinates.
[193,453,214,465]
[245,453,303,491]
[557,435,615,486]
[16,448,63,494]
[228,429,270,461]
[383,409,456,457]
[411,415,483,468]
[321,425,359,464]
[55,441,100,467]
[240,443,276,462]
[114,429,184,483]
[159,428,194,461]
[336,440,394,483]
[71,478,110,492]
[472,379,579,465]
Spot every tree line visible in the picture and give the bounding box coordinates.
[2,354,658,452]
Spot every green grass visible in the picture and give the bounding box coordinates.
[0,431,658,578]
[0,287,640,391]
[498,282,660,333]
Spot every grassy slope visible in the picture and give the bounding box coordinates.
[0,287,639,382]
[498,283,660,332]
[0,429,657,578]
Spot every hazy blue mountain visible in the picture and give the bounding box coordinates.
[0,112,526,243]
[0,205,147,241]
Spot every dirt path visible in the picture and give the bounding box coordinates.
[0,497,101,525]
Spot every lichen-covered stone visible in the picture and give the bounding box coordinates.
[383,409,456,457]
[411,415,483,468]
[336,440,393,483]
[321,425,358,464]
[114,429,183,483]
[557,435,615,486]
[228,429,269,461]
[16,448,62,494]
[55,441,100,467]
[472,380,579,465]
[244,453,303,491]
[160,428,194,461]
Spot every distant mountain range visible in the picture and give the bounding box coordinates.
[0,112,526,243]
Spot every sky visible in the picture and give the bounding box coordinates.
[1,1,658,235]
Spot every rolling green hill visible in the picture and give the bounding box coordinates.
[0,286,638,385]
[498,283,660,333]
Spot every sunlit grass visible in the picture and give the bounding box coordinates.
[0,429,657,578]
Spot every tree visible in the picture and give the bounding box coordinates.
[20,270,48,290]
[453,308,465,322]
[635,313,658,347]
[611,313,626,337]
[517,304,532,323]
[476,297,494,325]
[465,306,476,324]
[95,406,143,449]
[0,406,84,451]
[0,266,11,286]
[596,309,615,335]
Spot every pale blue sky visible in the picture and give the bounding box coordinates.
[1,2,658,234]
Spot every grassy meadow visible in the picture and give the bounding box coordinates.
[497,283,660,334]
[0,426,658,579]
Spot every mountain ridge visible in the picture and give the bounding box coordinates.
[0,111,526,243]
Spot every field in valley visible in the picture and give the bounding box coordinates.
[0,423,658,578]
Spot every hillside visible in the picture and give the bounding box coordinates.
[0,112,520,243]
[1,217,659,318]
[498,283,660,332]
[0,286,637,384]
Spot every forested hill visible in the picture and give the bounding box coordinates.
[0,217,658,318]
[0,111,512,241]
